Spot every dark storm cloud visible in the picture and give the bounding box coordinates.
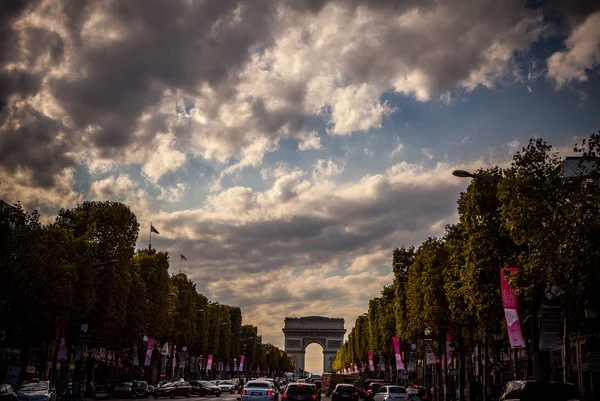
[0,104,75,187]
[532,0,600,31]
[0,0,41,112]
[50,0,277,150]
[152,176,458,279]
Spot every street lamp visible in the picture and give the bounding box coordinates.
[452,169,501,182]
[91,259,119,267]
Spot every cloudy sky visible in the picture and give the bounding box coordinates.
[2,0,600,373]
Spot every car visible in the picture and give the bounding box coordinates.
[152,382,192,399]
[132,382,150,398]
[0,384,18,401]
[361,382,386,401]
[188,381,221,397]
[241,380,278,401]
[282,383,318,401]
[499,380,580,401]
[113,383,136,399]
[331,384,358,401]
[372,386,408,401]
[16,380,57,401]
[217,381,235,394]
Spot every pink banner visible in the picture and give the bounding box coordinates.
[239,355,245,372]
[368,351,375,371]
[353,363,357,373]
[207,354,213,371]
[392,336,404,370]
[144,337,154,366]
[57,326,67,361]
[500,267,526,348]
[445,333,453,365]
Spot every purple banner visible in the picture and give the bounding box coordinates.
[500,267,526,348]
[144,337,154,366]
[367,351,375,371]
[57,326,67,361]
[392,336,404,370]
[207,354,213,371]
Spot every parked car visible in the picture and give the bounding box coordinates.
[282,383,318,401]
[132,382,150,398]
[241,380,278,401]
[152,382,192,399]
[372,386,408,401]
[17,380,57,401]
[499,380,580,401]
[215,381,234,394]
[113,383,136,399]
[0,384,18,401]
[331,384,358,401]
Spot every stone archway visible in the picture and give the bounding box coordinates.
[282,316,346,376]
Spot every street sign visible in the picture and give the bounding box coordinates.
[401,369,409,379]
[588,352,600,372]
[449,368,456,376]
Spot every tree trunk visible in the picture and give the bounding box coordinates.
[459,328,466,401]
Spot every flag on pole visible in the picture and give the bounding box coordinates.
[180,254,187,260]
[151,225,160,234]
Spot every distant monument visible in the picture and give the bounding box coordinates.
[282,316,346,376]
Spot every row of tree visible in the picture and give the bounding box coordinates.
[333,133,600,383]
[0,200,292,375]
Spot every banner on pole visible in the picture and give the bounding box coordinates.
[445,333,453,365]
[207,354,213,371]
[144,338,155,367]
[425,338,436,365]
[368,351,375,371]
[57,326,67,361]
[133,344,139,367]
[500,267,526,348]
[539,301,561,351]
[408,352,415,371]
[392,337,404,370]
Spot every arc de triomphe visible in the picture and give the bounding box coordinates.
[282,316,346,376]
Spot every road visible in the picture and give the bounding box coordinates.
[109,394,242,401]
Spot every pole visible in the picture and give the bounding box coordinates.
[180,257,182,274]
[149,222,152,250]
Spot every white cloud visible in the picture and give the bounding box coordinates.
[391,142,405,157]
[547,12,600,87]
[313,159,344,179]
[141,133,187,184]
[421,148,434,160]
[158,183,188,203]
[298,131,322,151]
[506,139,521,154]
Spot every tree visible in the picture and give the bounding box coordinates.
[55,201,139,348]
[135,249,174,341]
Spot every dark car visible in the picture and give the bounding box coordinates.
[362,382,386,401]
[189,382,221,397]
[0,384,18,401]
[113,383,136,399]
[332,385,358,401]
[153,382,192,399]
[283,383,318,401]
[499,380,580,401]
[132,382,150,398]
